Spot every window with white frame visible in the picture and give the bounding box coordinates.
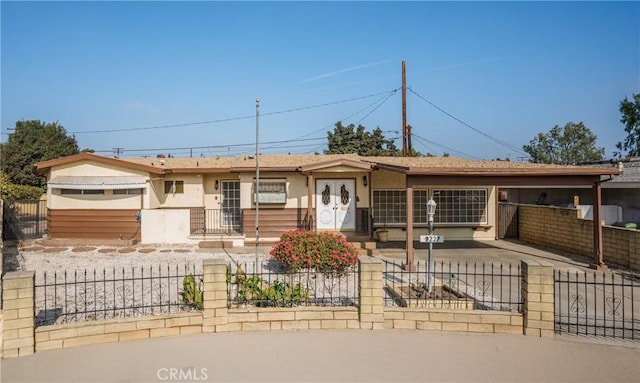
[373,188,488,225]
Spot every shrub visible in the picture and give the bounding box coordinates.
[179,274,203,310]
[270,230,359,273]
[0,173,44,200]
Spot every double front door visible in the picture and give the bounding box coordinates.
[315,179,355,231]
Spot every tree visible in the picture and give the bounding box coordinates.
[1,120,81,188]
[522,122,604,165]
[325,122,399,156]
[615,94,640,157]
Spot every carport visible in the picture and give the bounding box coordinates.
[385,164,623,271]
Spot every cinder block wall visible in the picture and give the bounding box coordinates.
[519,204,640,271]
[4,256,564,358]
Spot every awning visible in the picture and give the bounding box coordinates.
[47,176,147,190]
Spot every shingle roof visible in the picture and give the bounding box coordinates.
[35,152,621,178]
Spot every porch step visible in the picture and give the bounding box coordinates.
[357,248,380,256]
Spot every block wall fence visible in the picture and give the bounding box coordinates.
[519,204,640,272]
[1,257,554,359]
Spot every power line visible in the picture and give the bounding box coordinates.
[355,90,397,125]
[69,88,400,134]
[412,133,481,160]
[408,88,527,155]
[265,88,400,151]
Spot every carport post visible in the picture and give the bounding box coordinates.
[403,183,416,271]
[589,181,606,270]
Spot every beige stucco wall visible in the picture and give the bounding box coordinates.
[47,161,151,210]
[140,209,191,244]
[49,161,149,178]
[151,174,204,208]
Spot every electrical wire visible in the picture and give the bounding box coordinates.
[408,88,526,155]
[264,88,399,152]
[412,133,481,160]
[69,88,400,134]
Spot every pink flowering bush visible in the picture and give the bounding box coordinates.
[270,230,359,273]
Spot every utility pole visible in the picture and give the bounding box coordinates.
[407,125,413,156]
[402,61,407,157]
[255,98,260,265]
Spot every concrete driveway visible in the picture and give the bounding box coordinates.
[2,330,638,383]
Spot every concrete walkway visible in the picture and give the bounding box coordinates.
[2,330,638,383]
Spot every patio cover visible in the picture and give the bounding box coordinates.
[47,176,147,190]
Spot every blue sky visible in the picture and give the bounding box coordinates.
[1,1,638,160]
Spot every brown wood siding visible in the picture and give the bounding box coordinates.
[242,208,310,239]
[47,209,141,240]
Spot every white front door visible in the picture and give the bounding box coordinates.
[316,179,356,231]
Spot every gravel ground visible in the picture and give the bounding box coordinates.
[11,242,269,274]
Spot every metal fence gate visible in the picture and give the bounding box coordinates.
[554,269,639,341]
[2,199,47,240]
[498,203,518,239]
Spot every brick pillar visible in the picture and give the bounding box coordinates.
[2,271,35,358]
[358,256,384,329]
[202,259,228,333]
[521,260,555,338]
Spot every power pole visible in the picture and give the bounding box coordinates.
[402,61,407,157]
[407,125,413,156]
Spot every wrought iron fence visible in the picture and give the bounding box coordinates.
[555,270,639,341]
[227,260,359,308]
[190,208,242,235]
[35,264,203,326]
[383,260,522,312]
[2,199,47,240]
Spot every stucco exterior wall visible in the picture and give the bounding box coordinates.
[140,209,191,244]
[49,161,149,179]
[151,174,204,208]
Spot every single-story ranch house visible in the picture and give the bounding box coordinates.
[35,152,620,269]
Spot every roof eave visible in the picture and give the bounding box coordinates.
[34,153,167,175]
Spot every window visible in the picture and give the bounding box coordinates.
[253,179,287,204]
[60,189,104,195]
[113,188,143,195]
[164,180,184,194]
[372,190,406,225]
[373,188,488,225]
[431,189,488,224]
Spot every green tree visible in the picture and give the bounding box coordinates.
[1,120,81,187]
[325,122,399,156]
[522,122,604,164]
[615,94,640,157]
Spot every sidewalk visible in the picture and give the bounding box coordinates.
[2,330,638,383]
